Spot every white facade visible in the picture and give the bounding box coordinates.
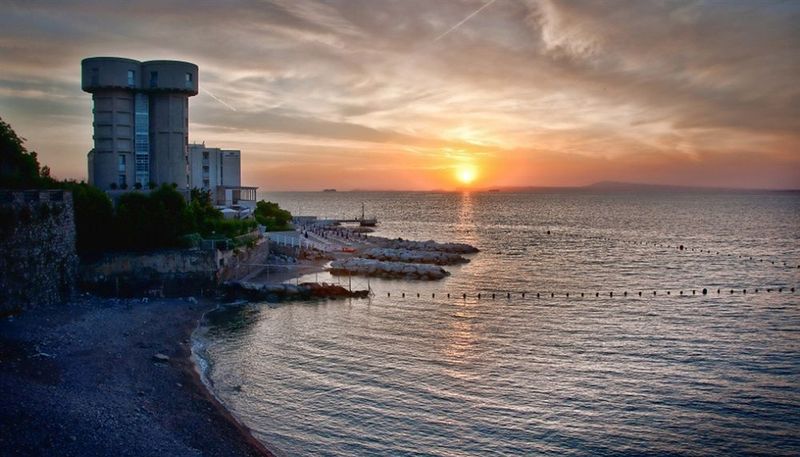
[188,142,256,212]
[188,143,241,190]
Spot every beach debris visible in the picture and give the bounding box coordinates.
[360,248,469,265]
[152,353,170,362]
[329,258,450,280]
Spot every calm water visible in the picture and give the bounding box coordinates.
[197,190,800,456]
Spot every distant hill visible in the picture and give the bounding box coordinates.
[585,181,702,191]
[469,182,799,193]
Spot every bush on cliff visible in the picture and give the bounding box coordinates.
[186,188,257,239]
[254,200,292,231]
[115,185,194,250]
[60,181,115,256]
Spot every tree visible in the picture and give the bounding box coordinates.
[0,116,45,188]
[61,181,115,257]
[115,185,193,250]
[254,200,292,231]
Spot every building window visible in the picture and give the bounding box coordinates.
[203,179,210,188]
[127,70,135,87]
[202,151,209,159]
[118,154,126,172]
[91,68,99,85]
[118,174,127,187]
[185,72,193,89]
[149,71,158,88]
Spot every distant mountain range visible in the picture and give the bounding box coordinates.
[482,181,799,192]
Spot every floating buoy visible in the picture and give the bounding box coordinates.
[667,291,671,295]
[432,293,435,298]
[416,293,420,298]
[551,293,554,298]
[522,292,525,298]
[507,293,511,299]
[478,293,481,299]
[463,293,466,299]
[447,293,450,298]
[717,289,720,294]
[610,292,613,297]
[595,292,599,297]
[402,292,405,298]
[680,291,683,295]
[537,293,540,298]
[743,289,746,294]
[388,292,391,297]
[692,290,696,295]
[566,292,570,298]
[492,293,495,299]
[638,291,642,296]
[680,245,684,251]
[702,288,707,295]
[581,292,585,297]
[624,291,627,296]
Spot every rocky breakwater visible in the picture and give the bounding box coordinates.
[370,237,479,254]
[361,247,469,265]
[329,258,450,280]
[223,281,370,302]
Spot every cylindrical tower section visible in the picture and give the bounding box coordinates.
[81,57,141,190]
[141,60,198,189]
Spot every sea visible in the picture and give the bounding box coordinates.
[195,190,800,456]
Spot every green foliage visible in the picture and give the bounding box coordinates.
[0,116,47,188]
[254,200,292,231]
[0,117,258,255]
[114,185,193,250]
[60,181,115,256]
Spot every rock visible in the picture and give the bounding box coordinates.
[368,236,479,254]
[329,258,449,280]
[152,353,170,362]
[360,247,469,265]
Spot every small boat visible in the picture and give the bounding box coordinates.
[323,188,337,192]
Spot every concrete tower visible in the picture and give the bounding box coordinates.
[81,57,198,190]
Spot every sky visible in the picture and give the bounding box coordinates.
[1,0,798,190]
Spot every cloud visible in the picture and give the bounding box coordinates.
[0,0,798,189]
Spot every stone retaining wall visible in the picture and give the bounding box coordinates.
[0,190,79,313]
[79,249,220,298]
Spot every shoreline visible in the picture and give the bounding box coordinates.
[190,303,276,457]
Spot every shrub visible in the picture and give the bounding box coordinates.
[254,200,292,231]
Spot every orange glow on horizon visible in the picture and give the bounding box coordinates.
[455,164,478,186]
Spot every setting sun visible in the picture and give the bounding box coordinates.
[455,164,478,185]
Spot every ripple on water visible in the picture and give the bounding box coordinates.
[204,191,800,456]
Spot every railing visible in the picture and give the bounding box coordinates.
[268,232,334,252]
